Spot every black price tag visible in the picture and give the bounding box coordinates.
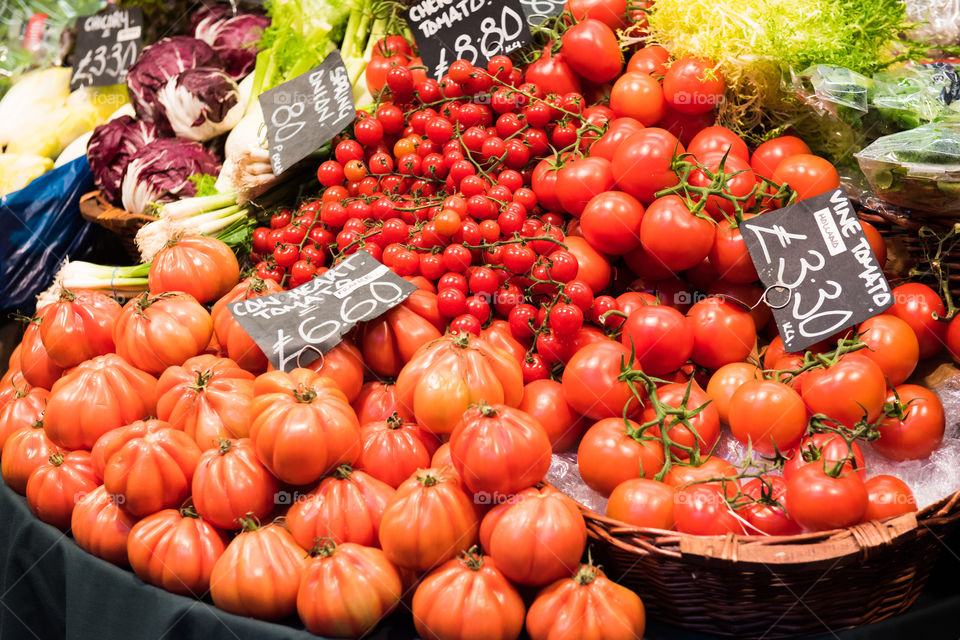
[259,50,355,176]
[519,0,566,26]
[70,6,143,90]
[406,0,532,80]
[228,252,417,372]
[741,189,893,352]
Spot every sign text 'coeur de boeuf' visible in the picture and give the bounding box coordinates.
[741,188,893,352]
[228,252,417,372]
[70,6,143,90]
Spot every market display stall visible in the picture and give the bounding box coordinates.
[2,0,960,638]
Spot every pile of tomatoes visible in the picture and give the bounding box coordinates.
[1,3,959,638]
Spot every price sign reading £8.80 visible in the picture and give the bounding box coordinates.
[70,6,143,90]
[406,0,532,80]
[741,188,893,352]
[259,50,355,176]
[519,0,566,26]
[228,252,417,372]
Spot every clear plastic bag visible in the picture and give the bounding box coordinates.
[905,0,960,48]
[868,64,960,131]
[855,120,960,213]
[792,65,871,121]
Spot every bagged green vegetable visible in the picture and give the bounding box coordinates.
[868,64,960,131]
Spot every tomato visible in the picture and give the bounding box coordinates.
[360,289,444,377]
[37,289,120,368]
[564,236,611,293]
[663,456,740,497]
[518,379,585,452]
[88,418,166,481]
[687,297,756,369]
[149,236,240,303]
[646,382,720,459]
[532,156,563,212]
[705,362,762,424]
[784,432,865,481]
[44,353,157,450]
[606,478,676,529]
[739,476,802,536]
[577,418,665,495]
[305,340,366,402]
[211,276,284,373]
[863,475,917,522]
[674,484,744,535]
[526,563,646,640]
[662,57,725,115]
[589,117,645,161]
[580,190,644,255]
[687,126,749,162]
[156,354,255,449]
[525,45,581,95]
[556,157,616,216]
[102,424,202,517]
[192,438,279,530]
[627,45,669,75]
[619,303,693,375]
[563,342,641,421]
[609,72,665,125]
[690,153,758,219]
[709,216,759,283]
[352,381,413,424]
[18,319,63,389]
[773,154,840,201]
[640,195,715,271]
[860,220,888,266]
[857,315,919,386]
[249,368,361,485]
[127,507,226,595]
[749,136,811,180]
[297,541,402,637]
[873,384,945,461]
[728,380,806,453]
[561,19,623,83]
[286,465,395,550]
[210,520,308,620]
[451,404,552,497]
[785,464,867,531]
[113,292,213,375]
[948,314,960,365]
[612,128,684,204]
[26,450,98,530]
[480,486,586,586]
[566,0,628,29]
[658,106,715,146]
[412,551,525,640]
[0,386,48,450]
[366,55,405,96]
[481,320,528,366]
[395,333,523,435]
[801,353,886,427]
[356,415,437,488]
[379,466,480,572]
[884,282,947,359]
[1,419,56,494]
[71,485,139,566]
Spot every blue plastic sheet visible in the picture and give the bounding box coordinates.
[0,156,97,312]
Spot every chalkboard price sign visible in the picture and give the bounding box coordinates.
[70,6,143,90]
[228,252,417,372]
[259,50,355,176]
[741,189,893,352]
[519,0,566,26]
[406,0,533,79]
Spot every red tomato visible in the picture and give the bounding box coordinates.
[359,288,444,377]
[686,297,756,369]
[627,45,669,75]
[561,19,623,83]
[305,340,365,403]
[580,190,645,254]
[674,484,744,534]
[662,57,725,115]
[857,315,919,386]
[352,381,413,424]
[113,292,213,375]
[612,128,684,204]
[860,220,887,267]
[577,417,665,495]
[785,464,867,531]
[658,107,716,146]
[0,386,48,451]
[640,195,716,271]
[784,433,866,481]
[191,438,279,529]
[563,341,641,421]
[566,0,628,28]
[705,362,762,424]
[645,383,720,459]
[556,157,616,216]
[620,303,693,375]
[884,282,947,359]
[18,320,63,390]
[740,476,802,536]
[609,72,665,125]
[800,353,887,427]
[356,415,437,488]
[26,450,98,530]
[149,236,240,304]
[873,384,945,461]
[564,236,611,293]
[211,276,284,373]
[37,289,120,368]
[1,419,56,494]
[773,154,840,201]
[71,485,139,566]
[687,126,749,162]
[709,217,759,283]
[606,478,676,529]
[689,153,758,219]
[589,117,645,161]
[863,475,917,522]
[750,136,811,180]
[518,379,586,452]
[728,380,807,453]
[525,45,581,95]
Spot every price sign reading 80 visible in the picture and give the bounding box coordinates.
[519,0,566,26]
[741,189,893,352]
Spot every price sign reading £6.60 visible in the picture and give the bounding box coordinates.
[406,0,532,80]
[259,50,355,176]
[741,188,893,352]
[70,6,143,90]
[227,252,417,372]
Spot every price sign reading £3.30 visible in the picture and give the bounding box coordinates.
[70,6,143,90]
[406,0,532,80]
[741,188,893,353]
[228,252,417,372]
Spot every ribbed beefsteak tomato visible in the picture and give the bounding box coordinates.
[211,276,284,373]
[26,450,99,530]
[191,438,279,529]
[113,292,213,375]
[38,289,121,368]
[1,419,56,494]
[360,288,444,377]
[18,318,63,389]
[356,414,438,488]
[0,386,48,449]
[148,235,240,303]
[71,485,139,566]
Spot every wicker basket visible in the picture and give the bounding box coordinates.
[78,190,154,260]
[577,489,960,638]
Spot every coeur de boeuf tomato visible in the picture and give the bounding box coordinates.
[249,368,361,485]
[286,465,394,550]
[863,475,917,522]
[90,418,167,481]
[18,320,63,390]
[518,379,586,452]
[801,354,886,427]
[210,521,307,620]
[191,438,279,530]
[0,386,48,450]
[728,379,807,453]
[605,477,676,530]
[1,419,56,494]
[38,289,120,368]
[304,339,366,403]
[26,450,99,530]
[395,333,523,435]
[297,541,402,638]
[360,288,444,377]
[113,292,213,376]
[156,354,255,449]
[577,418,665,495]
[149,235,240,304]
[526,563,646,640]
[412,551,525,640]
[352,381,413,424]
[356,415,438,489]
[211,276,284,373]
[44,353,157,450]
[479,485,586,586]
[785,464,867,531]
[71,485,139,566]
[379,466,479,572]
[127,507,226,596]
[873,384,945,461]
